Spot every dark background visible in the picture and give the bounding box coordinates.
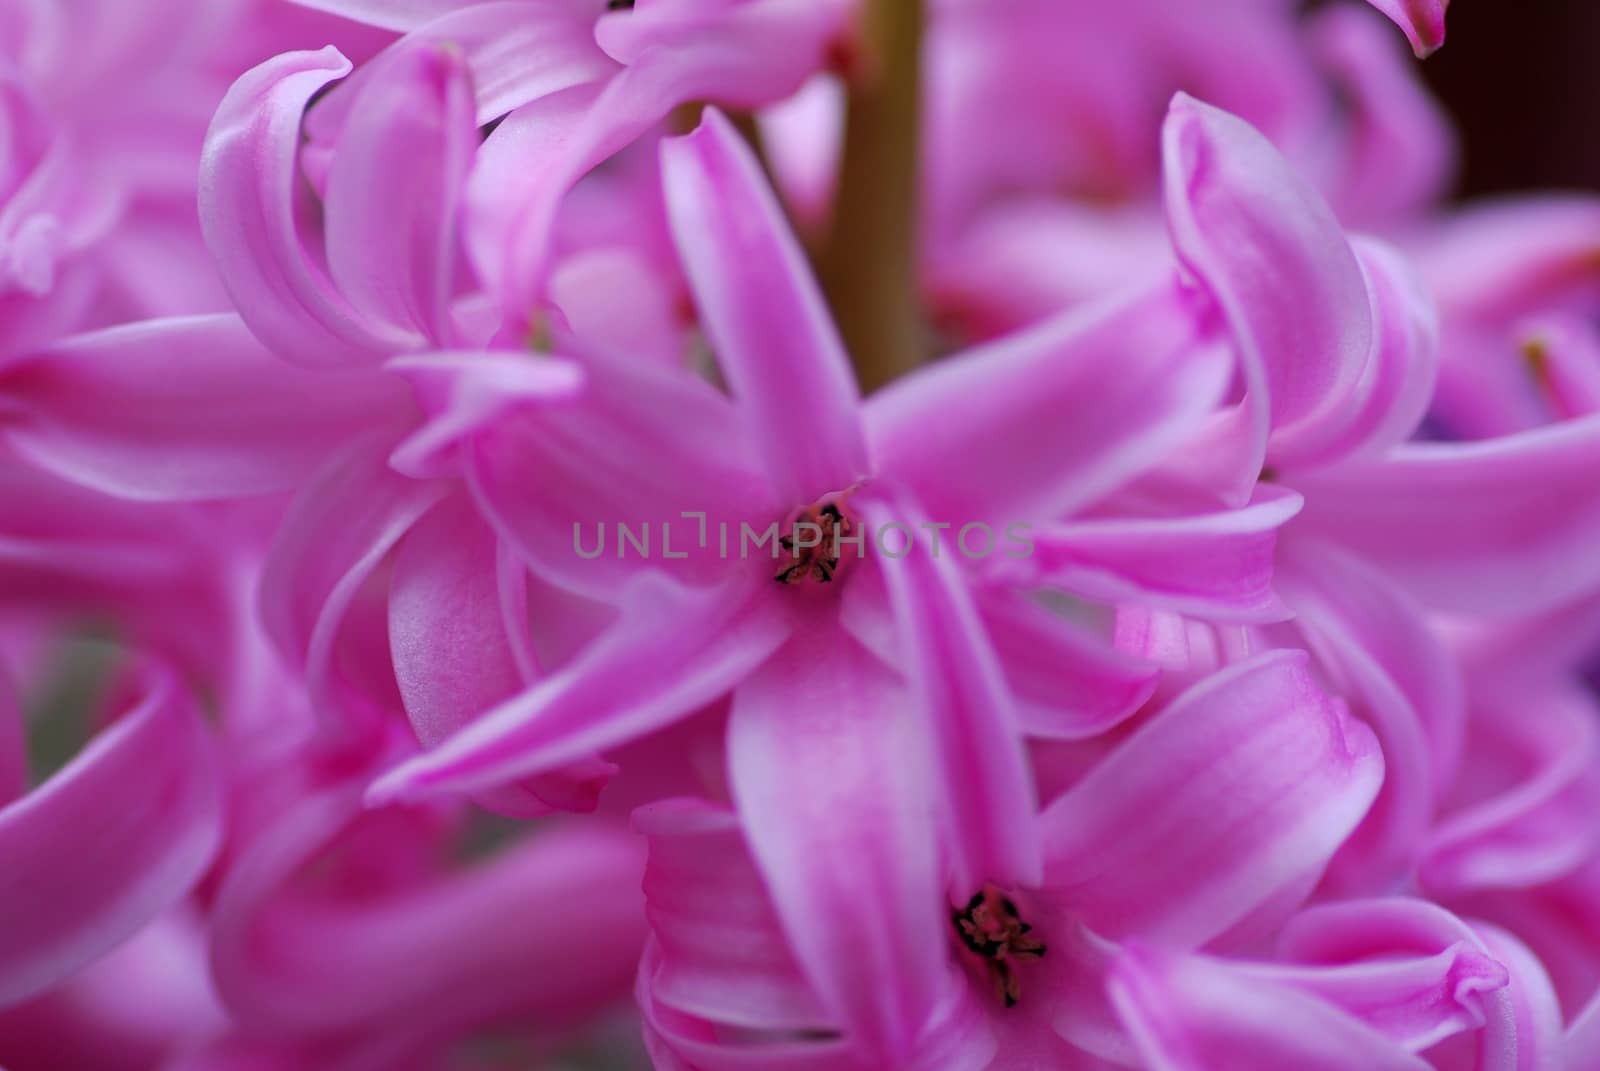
[1422,0,1600,196]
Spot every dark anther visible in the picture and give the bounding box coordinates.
[606,0,634,10]
[952,886,1047,1008]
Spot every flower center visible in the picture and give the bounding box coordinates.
[774,494,859,586]
[951,886,1046,1008]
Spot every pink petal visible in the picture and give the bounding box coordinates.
[386,349,586,479]
[212,765,645,1034]
[463,346,773,600]
[1108,944,1432,1071]
[367,574,790,804]
[1568,986,1600,1071]
[308,1,615,135]
[0,315,403,500]
[978,590,1158,740]
[1011,485,1302,624]
[1292,416,1600,617]
[0,670,221,1006]
[1038,651,1383,945]
[866,282,1230,528]
[322,44,476,344]
[635,799,832,1030]
[861,490,1040,892]
[727,629,952,1064]
[390,494,616,817]
[1275,536,1465,892]
[1162,93,1373,479]
[200,48,416,366]
[662,109,868,504]
[1363,0,1448,57]
[1275,899,1527,1070]
[283,0,480,32]
[1422,680,1600,896]
[260,437,448,740]
[1310,8,1455,227]
[1318,239,1441,463]
[471,1,847,321]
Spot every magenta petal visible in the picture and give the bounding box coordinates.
[212,776,645,1034]
[1162,93,1373,474]
[261,438,448,738]
[283,0,479,32]
[1016,485,1302,624]
[387,349,586,479]
[323,44,477,344]
[305,0,615,130]
[1109,944,1432,1071]
[368,575,790,803]
[727,631,951,1064]
[1,315,403,500]
[1421,680,1600,896]
[200,48,416,366]
[390,495,613,817]
[861,491,1040,892]
[1275,536,1465,892]
[662,109,868,504]
[867,283,1229,527]
[1292,416,1600,617]
[0,671,221,1006]
[979,590,1158,740]
[1039,651,1383,945]
[1363,0,1448,57]
[635,799,832,1031]
[464,347,772,600]
[1568,986,1600,1071]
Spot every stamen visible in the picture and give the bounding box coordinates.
[606,0,634,9]
[951,886,1046,1008]
[774,495,859,587]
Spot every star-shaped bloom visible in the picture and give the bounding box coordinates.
[365,105,1302,1062]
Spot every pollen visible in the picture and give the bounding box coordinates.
[774,496,859,586]
[951,886,1047,1008]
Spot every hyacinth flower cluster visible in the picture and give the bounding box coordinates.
[4,0,1600,1068]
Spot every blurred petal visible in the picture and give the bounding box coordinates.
[663,109,867,504]
[635,799,831,1030]
[0,671,220,1006]
[1293,415,1600,617]
[728,628,950,1063]
[1363,0,1448,57]
[200,48,415,366]
[1,315,401,500]
[1039,651,1383,945]
[1312,8,1454,226]
[213,768,645,1034]
[866,283,1230,527]
[284,0,479,32]
[1422,680,1600,896]
[368,574,789,804]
